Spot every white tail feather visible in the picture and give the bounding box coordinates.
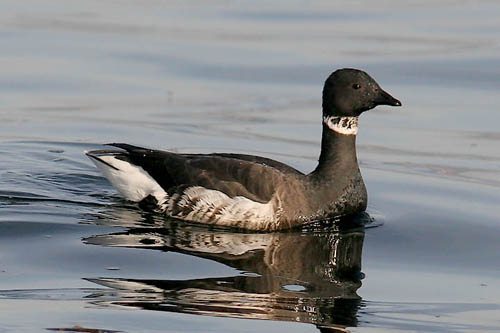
[86,152,167,204]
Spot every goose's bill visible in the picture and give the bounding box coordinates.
[375,88,402,107]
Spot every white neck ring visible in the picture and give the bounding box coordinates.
[323,116,359,135]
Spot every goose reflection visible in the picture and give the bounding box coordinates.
[83,211,367,331]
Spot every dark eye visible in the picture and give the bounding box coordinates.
[352,84,361,90]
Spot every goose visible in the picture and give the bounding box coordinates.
[86,68,401,230]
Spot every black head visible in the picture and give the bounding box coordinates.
[322,68,401,117]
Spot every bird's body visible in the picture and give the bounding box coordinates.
[86,69,401,231]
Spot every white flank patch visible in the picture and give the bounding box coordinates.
[88,152,281,229]
[170,186,277,229]
[323,116,358,135]
[87,153,167,207]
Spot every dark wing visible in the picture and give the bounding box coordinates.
[108,143,298,203]
[198,153,304,176]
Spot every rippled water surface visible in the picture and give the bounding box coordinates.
[1,1,500,332]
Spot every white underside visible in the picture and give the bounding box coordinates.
[87,152,278,228]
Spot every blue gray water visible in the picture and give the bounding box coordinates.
[1,1,500,332]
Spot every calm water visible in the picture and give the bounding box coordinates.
[1,1,500,332]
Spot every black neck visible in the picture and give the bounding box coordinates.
[310,123,358,178]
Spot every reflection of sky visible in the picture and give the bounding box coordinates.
[2,1,500,98]
[362,267,500,303]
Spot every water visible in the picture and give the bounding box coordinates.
[1,1,500,332]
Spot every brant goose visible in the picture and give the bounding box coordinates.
[86,68,401,230]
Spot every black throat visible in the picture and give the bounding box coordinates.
[310,123,358,179]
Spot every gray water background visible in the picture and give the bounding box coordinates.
[1,1,500,332]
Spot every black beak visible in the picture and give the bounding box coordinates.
[374,88,402,107]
